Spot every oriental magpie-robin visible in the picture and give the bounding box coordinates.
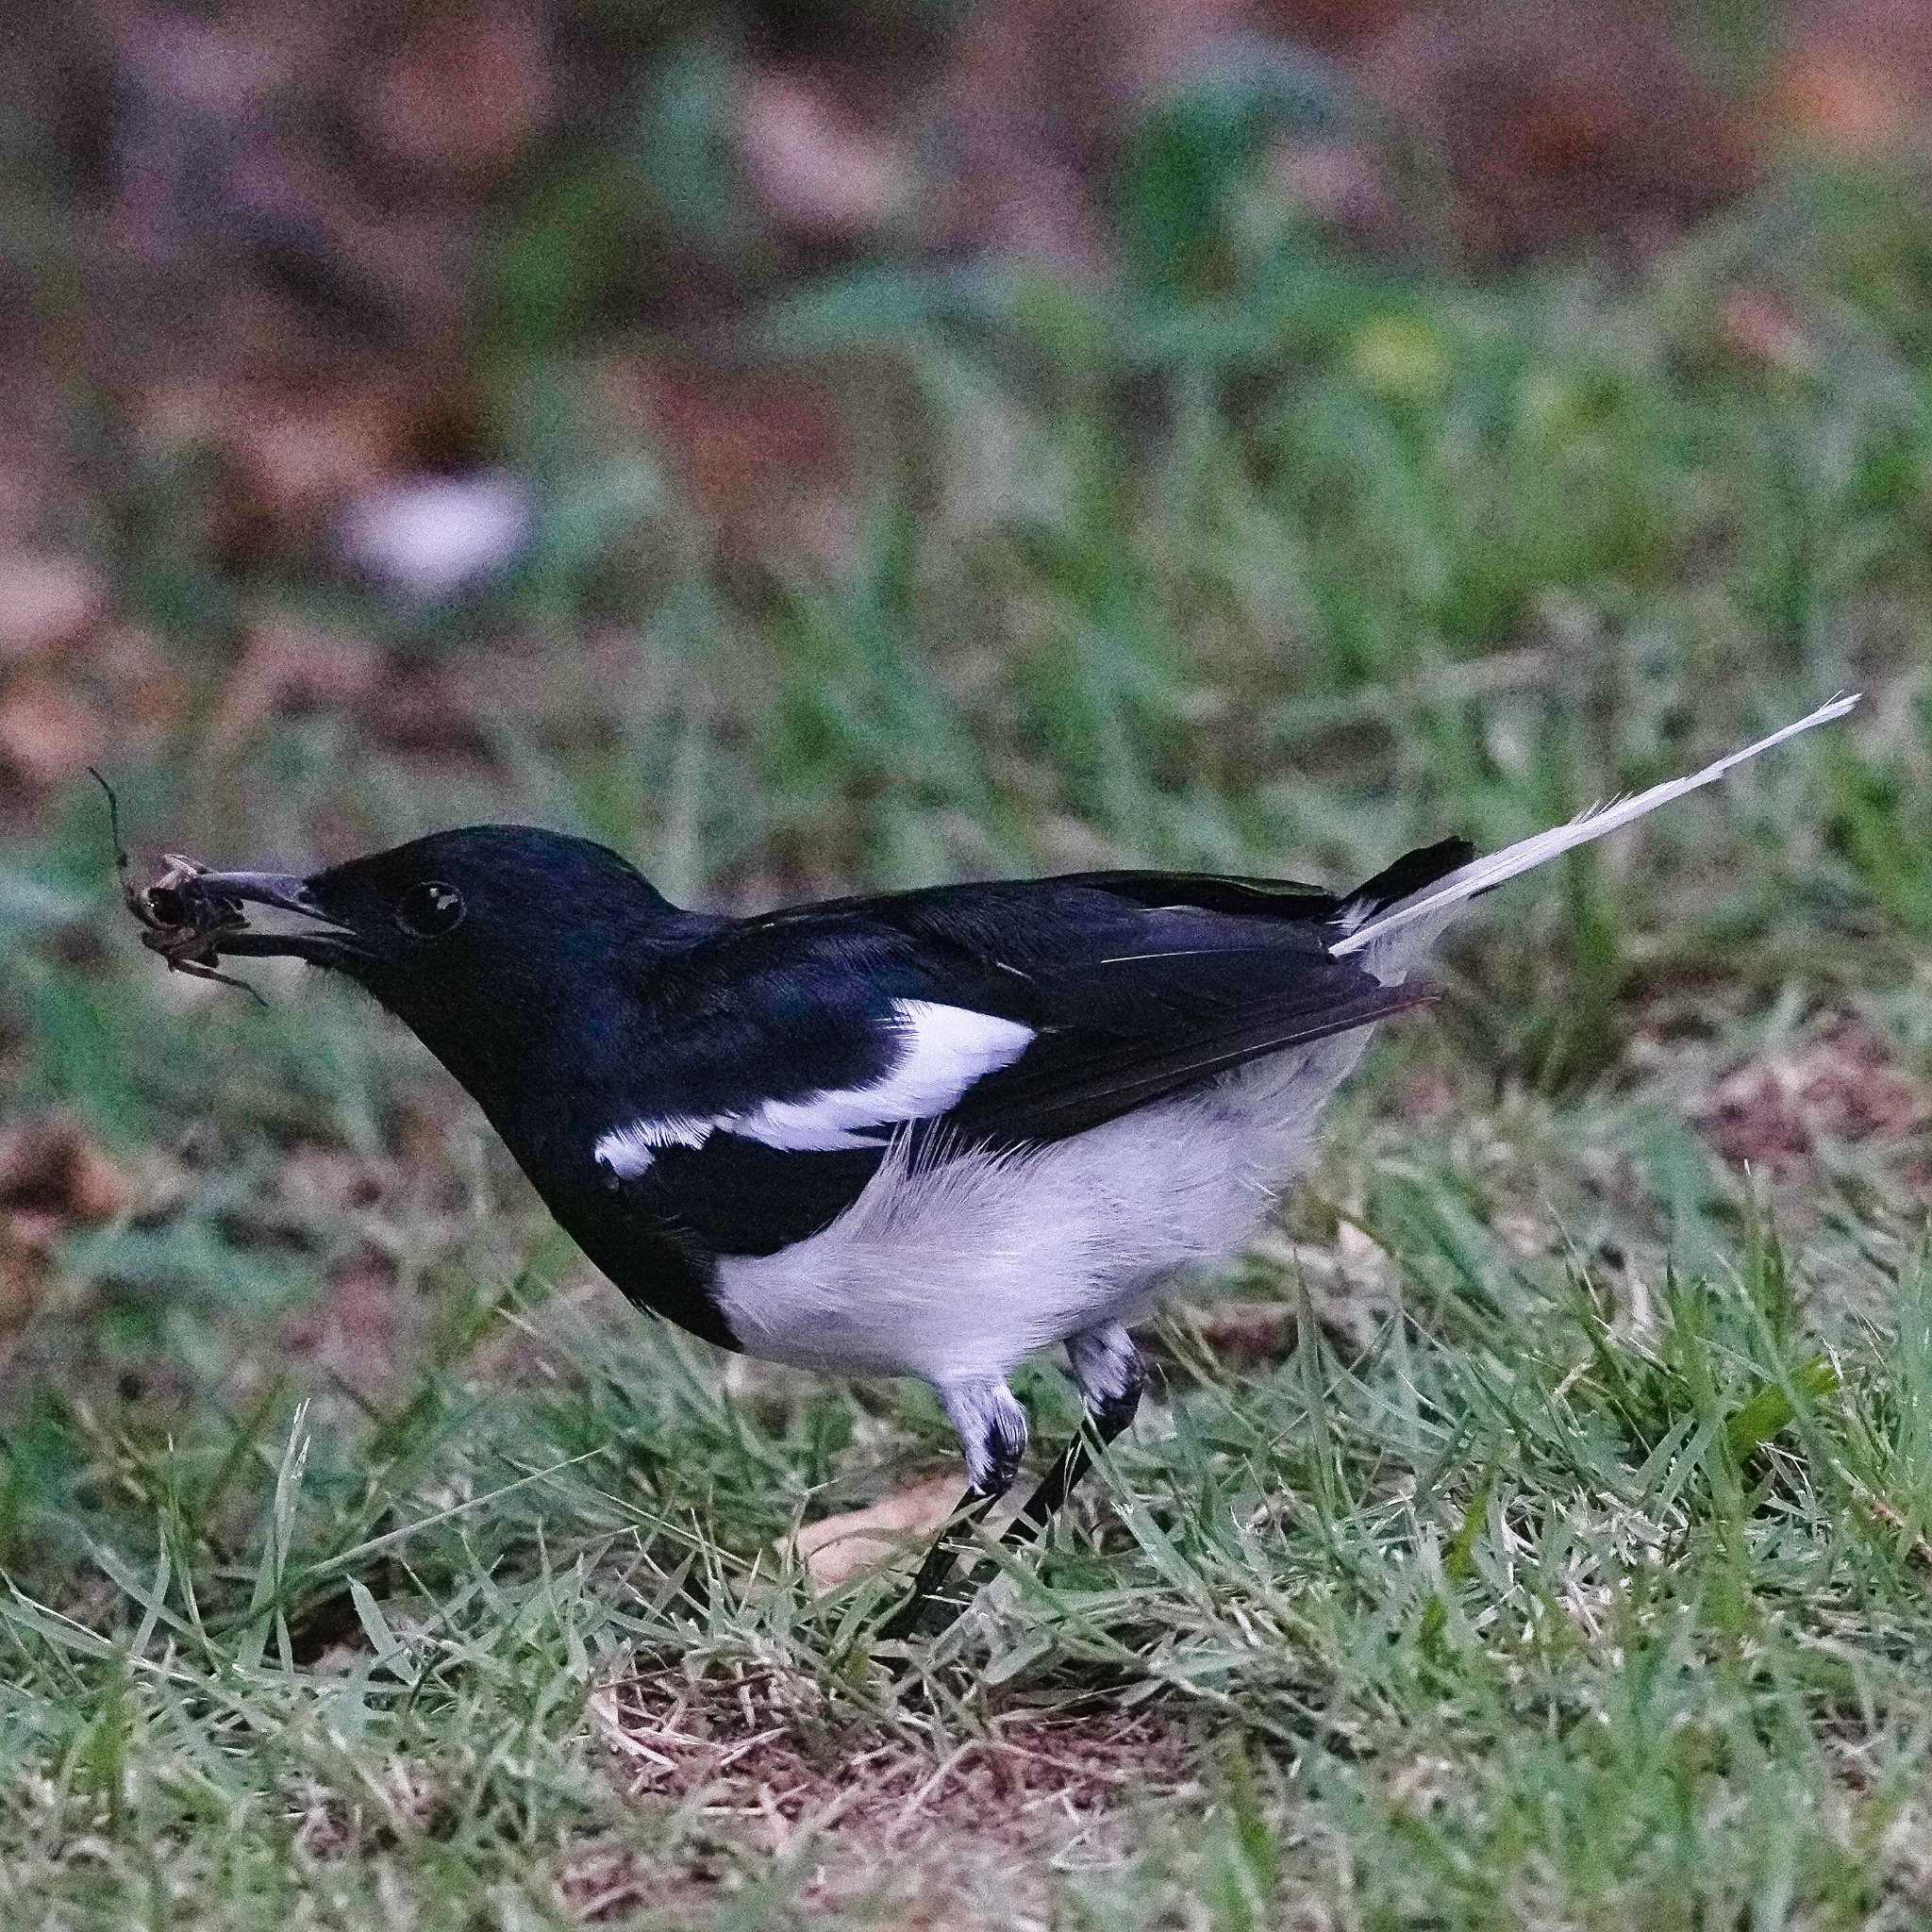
[164,695,1856,1638]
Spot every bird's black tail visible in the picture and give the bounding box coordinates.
[1344,837,1476,917]
[1331,694,1859,961]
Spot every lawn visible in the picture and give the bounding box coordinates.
[3,109,1932,1932]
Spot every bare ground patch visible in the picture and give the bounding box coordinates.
[586,1659,1194,1922]
[1697,1018,1929,1180]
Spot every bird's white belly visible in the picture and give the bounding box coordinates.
[708,1029,1374,1385]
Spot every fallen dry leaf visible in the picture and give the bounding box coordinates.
[637,358,858,569]
[1184,1299,1295,1365]
[366,4,552,184]
[0,673,108,790]
[225,382,405,533]
[0,1224,43,1338]
[784,1474,966,1591]
[1269,136,1400,238]
[0,552,107,662]
[0,1113,137,1242]
[1774,58,1912,151]
[89,625,190,747]
[1365,0,1757,262]
[741,68,911,242]
[1772,0,1932,155]
[281,1249,414,1394]
[1720,287,1816,375]
[275,1146,388,1217]
[207,618,383,749]
[1398,1070,1459,1121]
[1260,0,1415,53]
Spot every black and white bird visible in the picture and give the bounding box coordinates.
[166,695,1855,1634]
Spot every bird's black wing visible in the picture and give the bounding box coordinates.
[873,872,1442,1147]
[604,854,1461,1256]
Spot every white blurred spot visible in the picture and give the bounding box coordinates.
[336,471,532,603]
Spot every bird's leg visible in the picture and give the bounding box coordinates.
[1009,1323,1145,1548]
[878,1491,998,1642]
[880,1326,1144,1651]
[875,1378,1026,1645]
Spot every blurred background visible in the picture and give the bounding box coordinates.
[0,0,1927,1560]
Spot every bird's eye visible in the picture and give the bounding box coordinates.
[396,880,466,939]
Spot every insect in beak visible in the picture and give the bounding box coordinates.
[92,769,271,1003]
[92,774,367,996]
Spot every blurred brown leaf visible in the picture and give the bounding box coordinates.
[365,4,552,184]
[639,358,858,568]
[91,625,191,754]
[1719,287,1815,375]
[933,0,1237,270]
[1699,1021,1930,1175]
[223,380,407,535]
[1268,137,1399,237]
[1258,0,1415,54]
[282,1248,412,1393]
[0,553,107,663]
[1365,0,1758,262]
[275,1145,388,1218]
[0,1114,137,1244]
[1398,1070,1457,1121]
[1774,0,1932,154]
[208,618,382,749]
[0,673,108,791]
[741,68,912,243]
[0,1224,42,1339]
[1185,1298,1295,1365]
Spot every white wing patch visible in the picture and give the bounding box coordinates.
[735,1000,1036,1151]
[591,1114,716,1178]
[592,1000,1036,1177]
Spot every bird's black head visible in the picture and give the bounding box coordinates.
[202,826,712,1107]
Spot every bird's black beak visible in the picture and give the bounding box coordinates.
[193,871,325,920]
[188,870,370,966]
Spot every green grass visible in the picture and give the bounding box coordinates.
[3,151,1932,1925]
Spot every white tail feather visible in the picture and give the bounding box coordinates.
[1331,692,1860,959]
